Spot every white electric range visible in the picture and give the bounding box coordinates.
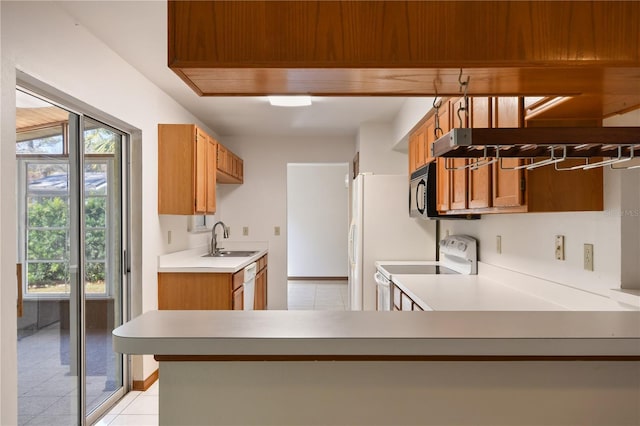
[374,235,478,310]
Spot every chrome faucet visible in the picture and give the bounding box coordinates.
[210,221,229,255]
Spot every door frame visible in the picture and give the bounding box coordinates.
[16,71,139,425]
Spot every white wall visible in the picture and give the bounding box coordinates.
[287,163,349,277]
[0,2,220,417]
[356,123,408,174]
[391,97,435,152]
[442,109,640,295]
[217,136,356,309]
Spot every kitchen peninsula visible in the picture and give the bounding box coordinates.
[113,310,640,425]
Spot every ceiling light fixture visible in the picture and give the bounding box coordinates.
[268,95,312,107]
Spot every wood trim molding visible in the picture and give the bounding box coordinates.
[132,368,159,391]
[155,355,640,363]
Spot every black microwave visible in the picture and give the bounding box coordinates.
[409,162,479,220]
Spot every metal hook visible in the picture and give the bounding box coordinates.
[433,94,443,139]
[457,69,470,127]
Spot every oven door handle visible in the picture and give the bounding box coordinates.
[374,271,390,286]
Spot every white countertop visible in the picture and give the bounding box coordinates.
[113,310,640,357]
[158,242,268,273]
[392,274,567,311]
[378,261,639,311]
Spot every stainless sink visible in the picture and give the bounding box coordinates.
[201,250,258,258]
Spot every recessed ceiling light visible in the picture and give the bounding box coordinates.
[268,95,312,107]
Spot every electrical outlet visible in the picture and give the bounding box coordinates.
[243,226,249,236]
[496,235,502,254]
[584,243,594,271]
[555,235,565,260]
[274,226,280,236]
[445,229,450,237]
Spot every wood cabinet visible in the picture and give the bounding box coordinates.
[158,124,217,215]
[467,97,493,209]
[158,269,245,310]
[254,254,268,310]
[449,97,469,211]
[408,122,427,175]
[414,97,604,216]
[217,143,243,184]
[434,101,451,212]
[492,97,525,209]
[159,255,267,311]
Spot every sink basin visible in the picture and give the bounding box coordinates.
[201,250,258,258]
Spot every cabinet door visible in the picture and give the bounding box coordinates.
[449,98,468,210]
[468,97,492,209]
[206,137,217,214]
[255,269,266,310]
[158,273,232,310]
[492,97,525,208]
[194,127,208,214]
[434,102,451,212]
[409,123,427,173]
[217,144,228,173]
[409,130,418,174]
[232,286,244,310]
[422,119,434,164]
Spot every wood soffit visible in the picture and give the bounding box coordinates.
[16,107,68,133]
[168,1,640,117]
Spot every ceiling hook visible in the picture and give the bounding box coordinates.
[432,80,442,110]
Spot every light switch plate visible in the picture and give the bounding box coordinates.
[242,226,249,236]
[496,235,502,254]
[274,226,280,236]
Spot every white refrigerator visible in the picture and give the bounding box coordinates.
[348,173,437,311]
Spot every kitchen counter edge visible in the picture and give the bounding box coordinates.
[113,310,640,357]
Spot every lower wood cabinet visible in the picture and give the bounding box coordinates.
[158,269,244,310]
[158,255,268,311]
[254,255,268,310]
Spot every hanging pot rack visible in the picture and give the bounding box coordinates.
[430,70,640,171]
[431,127,640,171]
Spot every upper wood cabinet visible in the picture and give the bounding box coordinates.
[434,102,451,213]
[217,143,244,184]
[449,98,469,211]
[492,97,525,209]
[158,124,217,215]
[408,97,604,216]
[408,121,427,175]
[467,97,492,209]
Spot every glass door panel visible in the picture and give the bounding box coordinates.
[16,95,80,425]
[16,90,127,425]
[82,118,124,415]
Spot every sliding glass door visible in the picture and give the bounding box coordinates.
[16,90,128,425]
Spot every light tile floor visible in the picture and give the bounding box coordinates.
[93,381,158,426]
[287,280,348,310]
[95,280,347,425]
